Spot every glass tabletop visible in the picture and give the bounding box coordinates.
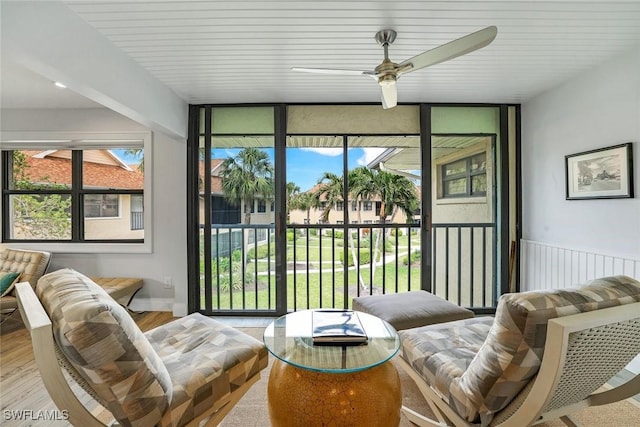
[263,310,400,373]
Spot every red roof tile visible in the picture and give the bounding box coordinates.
[18,150,143,189]
[199,159,224,193]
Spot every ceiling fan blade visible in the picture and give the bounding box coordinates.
[397,26,497,75]
[292,67,375,76]
[380,83,397,109]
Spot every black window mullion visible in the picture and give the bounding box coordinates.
[72,150,83,241]
[466,157,473,195]
[1,151,10,241]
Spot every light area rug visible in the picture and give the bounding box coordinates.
[221,327,640,427]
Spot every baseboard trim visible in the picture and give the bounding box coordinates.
[128,298,173,312]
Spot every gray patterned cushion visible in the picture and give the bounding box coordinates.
[401,275,640,426]
[37,269,172,427]
[400,316,493,399]
[147,313,269,427]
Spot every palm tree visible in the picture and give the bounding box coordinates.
[290,191,317,225]
[348,167,377,224]
[286,182,300,222]
[374,170,419,224]
[220,148,273,225]
[123,148,144,172]
[313,172,344,223]
[346,167,378,290]
[367,169,419,286]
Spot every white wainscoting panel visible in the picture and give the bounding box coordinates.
[521,239,640,374]
[520,240,640,292]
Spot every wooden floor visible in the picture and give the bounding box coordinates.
[0,311,176,427]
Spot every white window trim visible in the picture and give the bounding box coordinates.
[0,131,153,254]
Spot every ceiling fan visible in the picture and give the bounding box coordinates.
[292,26,497,109]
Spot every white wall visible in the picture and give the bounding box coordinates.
[521,46,640,260]
[521,46,640,373]
[0,108,188,315]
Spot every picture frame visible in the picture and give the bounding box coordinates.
[565,143,634,200]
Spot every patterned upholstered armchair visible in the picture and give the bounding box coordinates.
[16,268,269,427]
[0,248,51,325]
[398,275,640,427]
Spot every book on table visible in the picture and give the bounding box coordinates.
[312,310,368,345]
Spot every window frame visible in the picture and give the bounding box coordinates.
[441,152,487,199]
[0,131,152,253]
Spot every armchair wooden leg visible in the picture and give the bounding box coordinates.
[402,406,448,427]
[559,415,579,427]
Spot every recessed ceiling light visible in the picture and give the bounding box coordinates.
[54,81,67,89]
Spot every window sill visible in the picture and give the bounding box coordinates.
[2,241,152,254]
[436,196,487,205]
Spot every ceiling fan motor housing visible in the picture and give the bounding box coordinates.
[375,29,397,46]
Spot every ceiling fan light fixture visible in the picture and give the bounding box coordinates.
[378,74,397,87]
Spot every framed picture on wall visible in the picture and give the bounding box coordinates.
[565,142,634,200]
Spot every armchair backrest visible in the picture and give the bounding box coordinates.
[448,275,640,425]
[0,248,51,289]
[36,268,172,426]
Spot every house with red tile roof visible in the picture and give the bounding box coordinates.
[13,150,144,240]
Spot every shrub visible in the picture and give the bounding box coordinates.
[340,249,381,266]
[247,242,275,260]
[403,250,421,265]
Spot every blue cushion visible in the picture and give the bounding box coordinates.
[0,272,21,296]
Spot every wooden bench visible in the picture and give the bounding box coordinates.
[90,277,143,310]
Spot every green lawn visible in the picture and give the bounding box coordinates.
[199,230,422,311]
[200,262,421,311]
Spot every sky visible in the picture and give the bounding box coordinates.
[287,147,387,191]
[113,146,388,192]
[212,146,387,192]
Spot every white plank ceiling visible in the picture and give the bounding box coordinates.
[3,1,640,109]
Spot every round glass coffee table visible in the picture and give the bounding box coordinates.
[263,309,402,427]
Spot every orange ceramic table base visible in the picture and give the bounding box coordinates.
[267,358,401,427]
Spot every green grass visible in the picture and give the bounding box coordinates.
[198,229,422,311]
[200,263,421,311]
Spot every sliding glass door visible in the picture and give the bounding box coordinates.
[188,104,519,315]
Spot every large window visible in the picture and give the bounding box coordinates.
[441,152,487,198]
[2,145,145,243]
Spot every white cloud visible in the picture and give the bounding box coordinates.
[357,147,387,166]
[300,147,343,156]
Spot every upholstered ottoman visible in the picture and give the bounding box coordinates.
[352,290,474,330]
